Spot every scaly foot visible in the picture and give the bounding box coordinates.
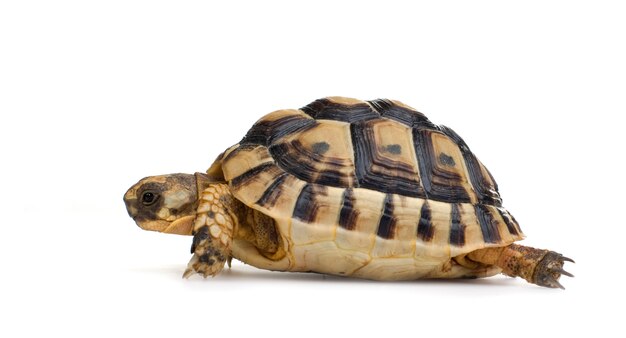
[533,252,575,289]
[183,226,229,278]
[467,244,575,289]
[183,184,235,278]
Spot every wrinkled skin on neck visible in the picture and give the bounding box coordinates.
[123,172,211,235]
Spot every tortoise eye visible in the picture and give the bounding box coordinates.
[141,191,159,206]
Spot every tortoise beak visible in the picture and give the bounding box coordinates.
[123,187,139,218]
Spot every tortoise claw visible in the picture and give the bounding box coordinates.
[551,279,565,290]
[552,267,574,278]
[183,268,195,279]
[534,251,574,289]
[183,254,199,279]
[183,248,226,279]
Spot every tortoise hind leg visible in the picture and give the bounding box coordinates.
[467,244,574,289]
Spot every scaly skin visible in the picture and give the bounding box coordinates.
[184,184,236,278]
[467,244,575,289]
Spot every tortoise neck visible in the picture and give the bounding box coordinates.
[194,172,213,196]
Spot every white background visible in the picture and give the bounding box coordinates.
[1,1,624,337]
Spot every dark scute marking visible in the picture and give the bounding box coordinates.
[292,184,327,223]
[301,98,379,123]
[338,188,359,230]
[483,165,500,195]
[510,214,520,233]
[376,194,397,239]
[270,140,356,187]
[229,162,275,190]
[439,125,502,206]
[351,121,426,198]
[270,142,315,183]
[475,204,502,243]
[191,226,209,253]
[312,141,330,155]
[256,172,289,208]
[439,152,456,167]
[240,115,316,146]
[315,169,350,186]
[449,203,466,246]
[208,211,215,218]
[497,207,520,236]
[301,98,325,118]
[412,128,471,203]
[417,201,434,242]
[368,99,438,129]
[384,144,402,155]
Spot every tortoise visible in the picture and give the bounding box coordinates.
[123,96,574,288]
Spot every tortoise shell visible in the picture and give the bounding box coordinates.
[214,97,524,279]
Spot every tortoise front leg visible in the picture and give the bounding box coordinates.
[183,184,235,278]
[467,244,574,289]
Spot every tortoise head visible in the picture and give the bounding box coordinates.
[123,173,211,235]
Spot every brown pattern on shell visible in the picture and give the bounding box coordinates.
[376,194,397,239]
[334,187,386,252]
[255,172,289,208]
[474,204,502,243]
[496,207,521,236]
[449,203,466,246]
[338,188,358,231]
[416,201,434,242]
[368,98,437,129]
[439,125,502,206]
[228,98,503,207]
[255,173,308,219]
[369,194,424,258]
[270,120,357,187]
[292,184,329,223]
[289,184,344,246]
[240,109,316,146]
[351,119,426,197]
[217,97,522,256]
[222,144,273,181]
[413,129,474,203]
[228,162,287,207]
[301,96,380,123]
